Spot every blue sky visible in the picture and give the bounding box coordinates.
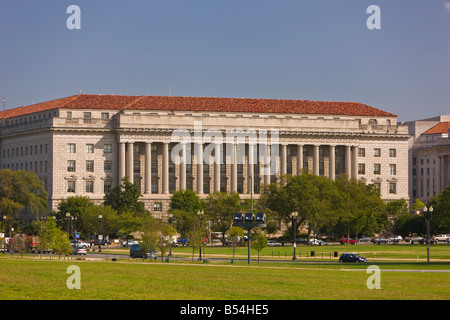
[0,0,449,121]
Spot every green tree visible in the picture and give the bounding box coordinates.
[104,177,147,215]
[226,226,244,261]
[253,228,268,264]
[204,192,241,244]
[429,185,450,234]
[57,196,95,236]
[169,190,204,239]
[139,215,159,261]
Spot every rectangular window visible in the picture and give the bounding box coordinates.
[374,164,381,175]
[104,160,112,173]
[389,164,396,175]
[151,161,158,174]
[153,203,162,212]
[374,148,381,157]
[86,144,94,153]
[67,181,76,193]
[86,160,94,172]
[389,148,396,157]
[85,181,94,193]
[104,181,112,193]
[67,111,72,119]
[83,112,91,119]
[134,161,140,173]
[358,163,365,175]
[67,160,76,172]
[101,112,109,119]
[358,148,365,157]
[103,144,112,153]
[389,183,396,194]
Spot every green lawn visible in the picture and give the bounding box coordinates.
[0,253,449,300]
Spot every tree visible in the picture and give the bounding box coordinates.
[0,169,48,221]
[52,229,73,259]
[429,185,450,234]
[253,228,268,264]
[81,205,119,243]
[57,196,95,236]
[139,216,159,261]
[169,190,204,239]
[187,215,208,262]
[104,177,147,216]
[385,199,410,236]
[226,226,244,261]
[204,192,241,244]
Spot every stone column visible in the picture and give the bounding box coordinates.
[180,142,187,190]
[231,142,237,192]
[119,142,126,182]
[352,146,358,179]
[345,145,351,177]
[196,142,204,194]
[329,145,336,180]
[127,142,134,184]
[248,143,255,194]
[264,144,271,185]
[144,142,152,194]
[297,144,303,175]
[313,144,320,176]
[162,142,169,194]
[214,143,221,192]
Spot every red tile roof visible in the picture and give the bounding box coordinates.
[0,94,397,120]
[422,122,450,135]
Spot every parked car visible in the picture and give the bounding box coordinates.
[129,244,158,259]
[358,236,371,243]
[340,237,357,245]
[410,236,423,244]
[419,237,435,245]
[434,234,450,243]
[176,237,189,246]
[389,235,403,243]
[71,246,87,255]
[295,238,308,245]
[268,240,282,246]
[122,240,139,247]
[371,237,391,244]
[339,253,367,263]
[311,239,328,246]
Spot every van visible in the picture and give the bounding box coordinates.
[130,244,157,259]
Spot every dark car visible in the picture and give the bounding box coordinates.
[419,237,435,245]
[339,253,367,263]
[371,237,391,244]
[176,237,189,246]
[130,244,158,259]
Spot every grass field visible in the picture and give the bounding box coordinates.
[1,244,449,300]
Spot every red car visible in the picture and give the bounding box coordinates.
[340,237,357,245]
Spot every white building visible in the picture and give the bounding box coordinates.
[0,94,410,218]
[406,115,450,207]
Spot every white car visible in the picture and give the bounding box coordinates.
[389,235,403,243]
[311,239,328,246]
[434,234,450,243]
[268,240,282,246]
[122,240,139,247]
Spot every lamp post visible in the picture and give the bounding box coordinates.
[416,205,433,263]
[291,212,298,261]
[168,213,174,257]
[98,214,103,253]
[197,210,204,261]
[2,215,6,252]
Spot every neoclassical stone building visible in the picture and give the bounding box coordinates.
[0,94,410,218]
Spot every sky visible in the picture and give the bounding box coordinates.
[0,0,449,122]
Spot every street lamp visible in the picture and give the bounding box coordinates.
[290,212,298,261]
[197,210,204,261]
[168,213,174,257]
[416,205,433,263]
[2,215,6,252]
[98,214,103,253]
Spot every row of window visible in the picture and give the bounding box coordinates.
[358,148,396,158]
[67,160,112,173]
[358,163,397,175]
[2,144,48,158]
[2,161,48,172]
[68,143,112,154]
[67,180,112,194]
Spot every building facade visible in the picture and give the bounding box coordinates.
[406,115,450,207]
[0,94,410,219]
